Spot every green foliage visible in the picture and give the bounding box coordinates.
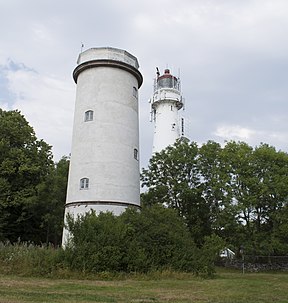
[36,157,69,245]
[197,234,226,276]
[0,109,68,245]
[121,206,200,272]
[65,211,127,272]
[141,139,288,256]
[64,206,215,274]
[222,142,288,255]
[0,241,65,276]
[141,140,211,245]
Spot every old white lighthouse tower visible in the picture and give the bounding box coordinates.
[150,68,184,153]
[62,47,143,244]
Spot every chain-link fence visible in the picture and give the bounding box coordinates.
[218,255,288,272]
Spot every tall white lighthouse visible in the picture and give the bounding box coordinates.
[150,68,184,153]
[62,47,143,245]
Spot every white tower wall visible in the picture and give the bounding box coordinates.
[62,47,143,245]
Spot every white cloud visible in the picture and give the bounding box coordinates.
[3,62,75,160]
[214,125,255,141]
[31,23,53,44]
[213,124,288,152]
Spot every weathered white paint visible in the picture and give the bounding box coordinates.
[151,69,184,154]
[62,47,142,245]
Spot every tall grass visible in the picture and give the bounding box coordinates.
[0,242,200,280]
[0,241,66,277]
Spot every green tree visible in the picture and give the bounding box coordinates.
[271,204,288,254]
[37,156,69,246]
[141,139,212,245]
[0,109,54,243]
[198,141,238,243]
[223,142,288,255]
[141,139,288,255]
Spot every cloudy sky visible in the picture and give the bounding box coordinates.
[1,0,288,168]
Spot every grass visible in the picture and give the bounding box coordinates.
[1,269,288,303]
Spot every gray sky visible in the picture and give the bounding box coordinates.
[1,0,288,169]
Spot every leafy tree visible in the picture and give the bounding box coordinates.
[37,157,69,246]
[223,142,288,255]
[141,139,288,256]
[271,204,288,254]
[0,109,54,243]
[141,139,200,208]
[141,139,213,245]
[198,141,238,243]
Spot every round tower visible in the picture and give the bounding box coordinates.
[62,47,143,245]
[150,68,184,153]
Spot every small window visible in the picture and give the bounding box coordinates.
[134,148,138,160]
[133,87,138,98]
[84,110,93,122]
[80,177,89,189]
[181,118,185,136]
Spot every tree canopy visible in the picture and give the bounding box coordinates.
[141,139,288,255]
[0,109,68,245]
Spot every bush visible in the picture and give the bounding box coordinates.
[0,206,223,277]
[64,212,128,272]
[64,206,218,274]
[196,234,226,276]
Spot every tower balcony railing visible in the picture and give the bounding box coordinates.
[151,88,183,110]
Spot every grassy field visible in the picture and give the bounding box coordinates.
[0,269,288,303]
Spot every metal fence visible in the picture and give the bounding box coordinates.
[218,255,288,272]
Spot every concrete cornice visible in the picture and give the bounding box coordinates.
[73,59,143,88]
[65,200,141,209]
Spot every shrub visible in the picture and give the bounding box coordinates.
[0,206,223,277]
[64,206,214,274]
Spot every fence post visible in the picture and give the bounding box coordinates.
[240,245,245,274]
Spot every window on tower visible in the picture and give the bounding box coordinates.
[181,118,185,136]
[80,177,89,189]
[133,87,138,98]
[84,110,93,122]
[134,148,139,160]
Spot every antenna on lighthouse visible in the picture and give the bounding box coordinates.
[156,67,160,77]
[80,42,84,53]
